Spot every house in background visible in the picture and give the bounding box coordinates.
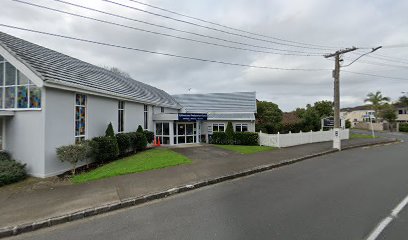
[395,103,408,123]
[340,105,375,127]
[0,31,256,177]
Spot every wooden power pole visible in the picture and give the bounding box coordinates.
[324,47,358,150]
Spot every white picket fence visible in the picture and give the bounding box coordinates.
[259,129,350,148]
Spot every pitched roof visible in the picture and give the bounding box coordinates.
[172,92,257,113]
[341,105,374,112]
[0,31,181,109]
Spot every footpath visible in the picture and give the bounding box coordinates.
[0,137,397,237]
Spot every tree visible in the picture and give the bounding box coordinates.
[56,143,90,175]
[380,104,397,125]
[398,96,408,107]
[105,122,115,137]
[225,122,234,144]
[313,101,333,118]
[103,66,131,78]
[364,91,390,120]
[256,101,283,126]
[137,125,144,133]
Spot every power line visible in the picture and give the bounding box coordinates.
[100,0,334,51]
[125,0,340,50]
[13,0,322,57]
[0,24,331,71]
[342,70,408,81]
[343,58,408,69]
[47,0,327,55]
[351,51,408,65]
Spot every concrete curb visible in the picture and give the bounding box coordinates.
[0,139,399,238]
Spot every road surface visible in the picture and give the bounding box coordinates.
[9,131,408,240]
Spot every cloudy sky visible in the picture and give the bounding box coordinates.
[1,0,407,111]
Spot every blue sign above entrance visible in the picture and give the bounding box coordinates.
[178,113,207,121]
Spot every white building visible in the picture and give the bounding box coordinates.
[0,31,256,178]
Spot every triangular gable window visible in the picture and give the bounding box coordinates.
[0,55,41,109]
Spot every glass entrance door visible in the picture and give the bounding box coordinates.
[176,123,195,144]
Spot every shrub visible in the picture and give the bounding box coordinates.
[400,123,408,132]
[210,132,229,145]
[105,122,115,137]
[0,159,27,186]
[92,136,119,163]
[345,119,352,129]
[137,125,144,133]
[280,122,304,134]
[234,132,259,146]
[56,143,90,174]
[143,130,154,144]
[116,133,132,156]
[129,132,147,151]
[0,152,11,161]
[225,122,234,144]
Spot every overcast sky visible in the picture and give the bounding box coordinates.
[1,0,407,111]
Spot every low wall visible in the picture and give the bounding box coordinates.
[259,129,350,148]
[354,122,385,131]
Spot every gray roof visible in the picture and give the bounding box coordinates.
[208,112,255,121]
[0,31,181,109]
[172,92,257,113]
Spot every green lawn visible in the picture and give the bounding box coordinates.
[72,148,192,184]
[350,133,379,139]
[215,145,276,154]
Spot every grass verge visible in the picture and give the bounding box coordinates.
[215,145,276,154]
[350,133,379,139]
[72,148,192,184]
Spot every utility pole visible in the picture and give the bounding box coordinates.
[324,47,358,150]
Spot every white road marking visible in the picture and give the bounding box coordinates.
[366,194,408,240]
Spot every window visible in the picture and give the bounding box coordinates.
[155,122,170,144]
[0,55,41,109]
[75,94,87,143]
[118,101,125,133]
[235,124,248,132]
[212,123,225,132]
[161,107,164,113]
[144,104,148,130]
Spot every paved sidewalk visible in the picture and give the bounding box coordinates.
[0,137,396,230]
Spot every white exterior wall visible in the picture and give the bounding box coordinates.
[42,87,173,177]
[43,88,76,177]
[201,120,256,135]
[4,109,45,177]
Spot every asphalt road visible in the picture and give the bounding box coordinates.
[9,131,408,240]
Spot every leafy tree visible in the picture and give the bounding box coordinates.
[105,122,115,137]
[364,91,390,120]
[398,96,408,107]
[313,101,333,118]
[380,104,397,124]
[256,101,283,126]
[225,122,234,144]
[56,143,90,175]
[103,66,131,78]
[301,107,321,131]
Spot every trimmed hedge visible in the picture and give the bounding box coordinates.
[234,132,259,146]
[92,136,119,163]
[400,123,408,132]
[0,153,27,187]
[116,133,132,155]
[210,132,259,146]
[129,132,147,151]
[143,130,154,144]
[211,132,229,145]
